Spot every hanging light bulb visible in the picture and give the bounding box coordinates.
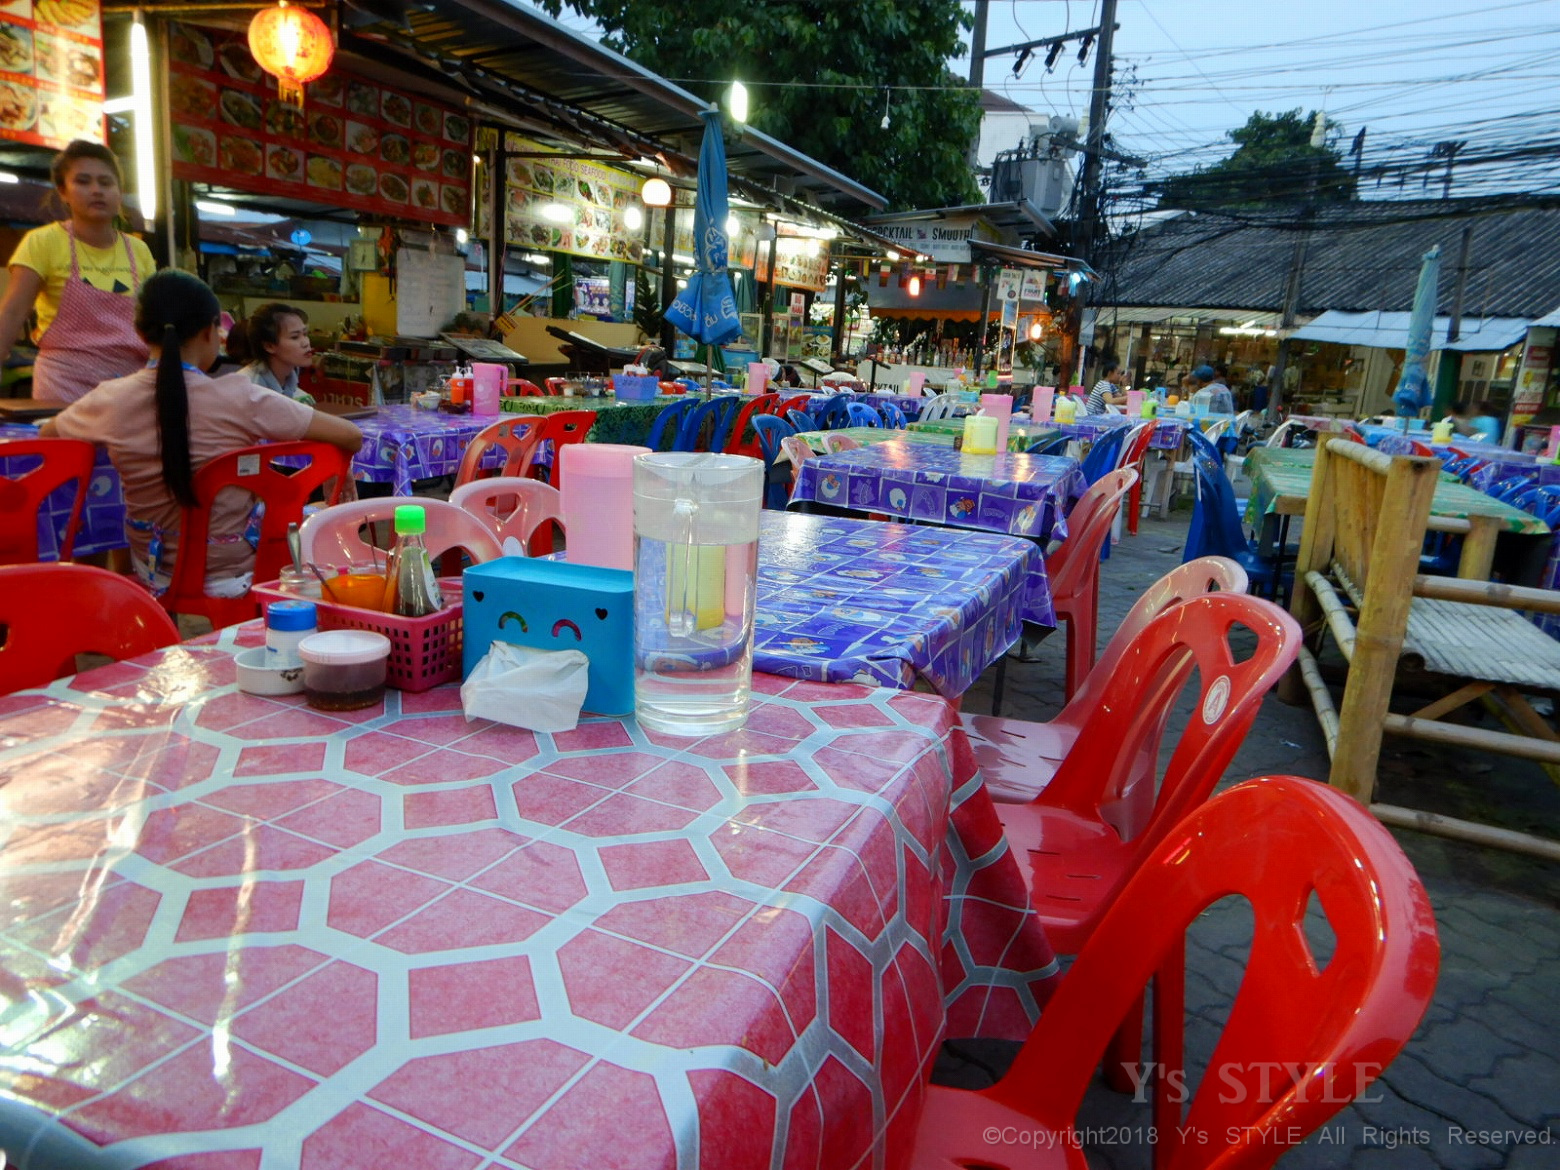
[725,213,740,237]
[728,80,748,124]
[880,90,892,131]
[1028,319,1044,341]
[907,274,922,297]
[640,177,672,207]
[624,204,644,231]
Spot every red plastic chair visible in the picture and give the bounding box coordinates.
[161,441,351,629]
[449,476,564,556]
[909,776,1439,1170]
[505,378,545,397]
[0,437,95,564]
[531,411,597,491]
[723,392,783,457]
[543,378,569,396]
[966,555,1250,807]
[997,592,1301,954]
[777,393,813,418]
[1114,419,1158,536]
[1047,467,1138,699]
[454,416,546,487]
[0,562,179,694]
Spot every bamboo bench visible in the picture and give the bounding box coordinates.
[1280,438,1560,861]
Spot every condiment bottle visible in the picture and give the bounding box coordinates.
[449,364,473,405]
[380,504,444,617]
[264,600,318,668]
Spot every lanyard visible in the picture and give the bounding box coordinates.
[146,360,204,373]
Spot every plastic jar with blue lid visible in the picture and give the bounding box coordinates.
[265,601,319,669]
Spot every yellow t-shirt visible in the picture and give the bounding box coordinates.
[8,222,156,337]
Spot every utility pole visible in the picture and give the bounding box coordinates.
[1432,140,1466,200]
[1266,111,1328,421]
[1447,226,1473,344]
[968,0,989,89]
[1075,0,1117,268]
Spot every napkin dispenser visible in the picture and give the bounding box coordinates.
[463,558,634,715]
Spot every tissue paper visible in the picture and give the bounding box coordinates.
[461,642,590,732]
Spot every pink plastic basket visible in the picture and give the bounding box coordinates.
[253,578,463,692]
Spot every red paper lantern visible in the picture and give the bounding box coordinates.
[248,1,334,107]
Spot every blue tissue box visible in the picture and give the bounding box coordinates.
[463,558,635,716]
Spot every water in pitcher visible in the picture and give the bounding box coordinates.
[633,454,763,736]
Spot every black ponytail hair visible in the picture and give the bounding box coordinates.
[226,302,308,366]
[135,270,221,509]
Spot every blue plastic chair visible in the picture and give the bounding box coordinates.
[675,395,742,452]
[846,401,883,428]
[1444,455,1486,483]
[646,398,698,451]
[786,409,815,433]
[877,401,907,428]
[1026,432,1072,457]
[1077,426,1130,485]
[750,415,797,509]
[1490,473,1539,504]
[814,393,853,431]
[1529,485,1560,526]
[709,379,734,390]
[1182,429,1283,591]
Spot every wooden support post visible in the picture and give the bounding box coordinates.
[1456,514,1500,579]
[1328,454,1441,803]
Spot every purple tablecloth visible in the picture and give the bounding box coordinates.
[755,511,1050,692]
[806,391,927,422]
[1,424,127,558]
[789,440,1085,542]
[355,405,505,495]
[1044,413,1192,451]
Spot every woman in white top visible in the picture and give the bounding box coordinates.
[227,301,317,404]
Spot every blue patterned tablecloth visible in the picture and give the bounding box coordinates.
[753,511,1044,693]
[1035,413,1205,451]
[355,404,506,494]
[2,424,127,558]
[789,440,1085,542]
[805,391,927,422]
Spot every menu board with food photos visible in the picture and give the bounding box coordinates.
[167,22,471,227]
[0,0,106,149]
[503,133,643,263]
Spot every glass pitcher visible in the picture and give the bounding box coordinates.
[633,453,763,735]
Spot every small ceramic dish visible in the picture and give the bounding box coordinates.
[234,646,306,696]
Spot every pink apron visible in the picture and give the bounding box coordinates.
[31,224,150,404]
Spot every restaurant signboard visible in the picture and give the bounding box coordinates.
[0,0,106,149]
[168,22,472,227]
[504,134,644,264]
[756,236,829,291]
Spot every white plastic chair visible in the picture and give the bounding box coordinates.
[1265,418,1304,448]
[917,395,958,422]
[449,477,565,557]
[299,496,503,568]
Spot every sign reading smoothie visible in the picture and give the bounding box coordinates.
[168,21,471,227]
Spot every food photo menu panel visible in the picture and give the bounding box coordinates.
[168,22,471,226]
[0,0,106,149]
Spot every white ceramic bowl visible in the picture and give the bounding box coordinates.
[234,646,306,696]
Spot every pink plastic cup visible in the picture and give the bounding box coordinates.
[560,443,651,570]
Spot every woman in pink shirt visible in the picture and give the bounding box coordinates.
[42,270,362,595]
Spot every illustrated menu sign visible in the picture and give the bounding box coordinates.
[0,0,105,149]
[756,236,828,291]
[168,22,472,226]
[504,133,643,263]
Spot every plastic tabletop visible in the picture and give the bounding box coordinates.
[501,395,683,448]
[1,423,128,558]
[754,511,1050,691]
[1037,413,1211,451]
[789,440,1086,541]
[903,419,1064,453]
[804,391,928,421]
[0,627,1057,1169]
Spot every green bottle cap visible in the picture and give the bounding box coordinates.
[393,504,426,534]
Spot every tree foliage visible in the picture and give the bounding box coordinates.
[537,0,983,211]
[1153,109,1357,209]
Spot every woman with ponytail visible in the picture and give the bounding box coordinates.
[42,270,361,595]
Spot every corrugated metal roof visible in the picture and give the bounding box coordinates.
[1291,310,1531,352]
[1096,200,1560,319]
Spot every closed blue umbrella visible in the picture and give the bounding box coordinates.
[1392,245,1441,420]
[664,108,742,352]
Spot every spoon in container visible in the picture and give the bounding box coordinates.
[286,523,305,574]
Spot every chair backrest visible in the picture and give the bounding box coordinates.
[779,434,815,468]
[0,562,180,694]
[1407,439,1436,457]
[916,395,952,422]
[1182,429,1255,563]
[1488,472,1538,503]
[674,395,741,452]
[533,411,597,490]
[777,394,813,418]
[785,409,814,433]
[749,414,795,466]
[724,393,783,456]
[1265,418,1303,448]
[543,378,568,396]
[646,398,698,451]
[454,415,546,487]
[845,401,883,428]
[164,441,350,627]
[814,393,853,431]
[1023,432,1070,457]
[1077,424,1130,484]
[1047,466,1136,591]
[1116,419,1157,471]
[506,379,545,397]
[449,477,564,557]
[1203,418,1230,444]
[821,433,861,453]
[0,437,95,564]
[986,776,1438,1166]
[878,400,907,428]
[300,496,503,568]
[1067,556,1249,716]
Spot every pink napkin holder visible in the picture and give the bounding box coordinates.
[747,362,770,396]
[906,372,926,396]
[980,393,1013,454]
[471,362,506,415]
[1126,390,1145,415]
[1032,386,1055,422]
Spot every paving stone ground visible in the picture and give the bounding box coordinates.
[940,509,1560,1169]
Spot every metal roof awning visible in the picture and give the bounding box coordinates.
[1290,310,1531,352]
[343,0,886,213]
[1532,305,1560,329]
[1095,307,1290,328]
[864,200,1056,239]
[968,239,1091,272]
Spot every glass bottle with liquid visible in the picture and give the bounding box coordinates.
[380,504,444,617]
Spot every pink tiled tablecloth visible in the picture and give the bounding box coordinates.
[0,625,1057,1170]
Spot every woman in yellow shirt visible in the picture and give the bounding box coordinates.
[0,140,156,403]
